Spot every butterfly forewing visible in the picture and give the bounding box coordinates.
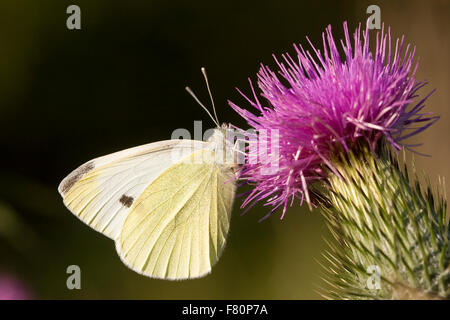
[58,139,207,240]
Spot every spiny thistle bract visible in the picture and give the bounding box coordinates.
[320,142,449,300]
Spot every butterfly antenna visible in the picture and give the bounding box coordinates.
[201,67,220,127]
[185,86,220,127]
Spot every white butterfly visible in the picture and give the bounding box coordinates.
[58,69,239,280]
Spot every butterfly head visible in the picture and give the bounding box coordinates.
[206,124,239,168]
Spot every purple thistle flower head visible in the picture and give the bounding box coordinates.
[229,22,438,219]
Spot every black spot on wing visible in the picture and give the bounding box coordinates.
[59,161,95,195]
[119,195,134,208]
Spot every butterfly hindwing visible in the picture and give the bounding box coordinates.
[115,149,236,279]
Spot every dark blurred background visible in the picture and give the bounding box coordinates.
[0,0,448,299]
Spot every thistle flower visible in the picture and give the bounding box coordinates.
[231,21,449,299]
[229,22,438,217]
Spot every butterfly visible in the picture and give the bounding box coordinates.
[58,68,239,280]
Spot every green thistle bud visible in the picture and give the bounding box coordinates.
[320,142,449,299]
